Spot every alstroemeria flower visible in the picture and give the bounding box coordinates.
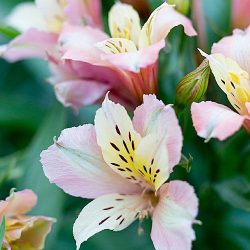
[41,94,198,250]
[191,49,250,141]
[59,2,196,108]
[0,189,55,250]
[0,0,102,62]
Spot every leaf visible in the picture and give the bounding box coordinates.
[0,216,5,249]
[17,103,66,249]
[214,176,250,211]
[177,153,193,172]
[0,23,20,39]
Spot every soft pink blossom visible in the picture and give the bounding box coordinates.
[0,0,102,62]
[58,2,196,108]
[41,94,198,250]
[191,49,250,141]
[0,189,54,250]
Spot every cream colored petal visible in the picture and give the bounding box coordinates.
[96,38,137,55]
[74,193,148,250]
[134,133,169,191]
[200,50,250,115]
[109,2,141,46]
[95,95,144,186]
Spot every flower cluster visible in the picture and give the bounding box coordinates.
[0,0,249,250]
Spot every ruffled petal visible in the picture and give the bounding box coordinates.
[41,125,140,199]
[95,95,144,185]
[139,2,196,49]
[151,181,198,250]
[0,190,37,217]
[191,101,246,141]
[54,79,109,110]
[60,24,109,64]
[5,2,47,32]
[0,29,57,62]
[212,26,250,75]
[73,193,148,250]
[5,216,54,249]
[133,95,182,170]
[98,40,165,72]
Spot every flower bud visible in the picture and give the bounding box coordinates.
[175,59,210,109]
[168,0,190,15]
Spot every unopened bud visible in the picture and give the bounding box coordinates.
[175,59,210,109]
[168,0,190,15]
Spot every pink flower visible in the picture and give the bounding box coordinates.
[0,189,55,250]
[0,0,102,62]
[232,0,250,29]
[58,2,196,108]
[191,48,250,141]
[40,94,199,250]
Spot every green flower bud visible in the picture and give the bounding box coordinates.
[175,59,210,109]
[168,0,190,15]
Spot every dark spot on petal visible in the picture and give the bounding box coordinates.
[151,159,154,165]
[135,212,140,218]
[119,218,125,225]
[131,176,136,180]
[154,174,157,178]
[111,163,120,166]
[103,207,114,210]
[119,154,128,163]
[221,79,225,84]
[126,167,132,172]
[156,169,160,173]
[153,179,156,183]
[149,167,152,174]
[99,216,110,225]
[116,198,124,201]
[230,81,236,89]
[123,140,130,154]
[110,142,120,151]
[132,141,135,151]
[116,125,121,135]
[130,156,134,162]
[129,132,132,141]
[118,168,125,172]
[143,165,147,173]
[139,170,145,176]
[116,215,122,220]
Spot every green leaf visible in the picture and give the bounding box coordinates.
[0,216,5,249]
[17,104,66,249]
[214,176,250,211]
[0,23,20,39]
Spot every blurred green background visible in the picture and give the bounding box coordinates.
[0,0,250,249]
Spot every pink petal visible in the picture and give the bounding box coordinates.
[151,181,198,250]
[232,0,250,29]
[73,193,147,250]
[191,101,246,141]
[133,95,183,170]
[212,26,250,74]
[54,79,109,110]
[0,28,57,62]
[101,40,165,72]
[65,0,102,29]
[139,3,196,48]
[60,24,109,64]
[40,125,140,199]
[0,190,37,217]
